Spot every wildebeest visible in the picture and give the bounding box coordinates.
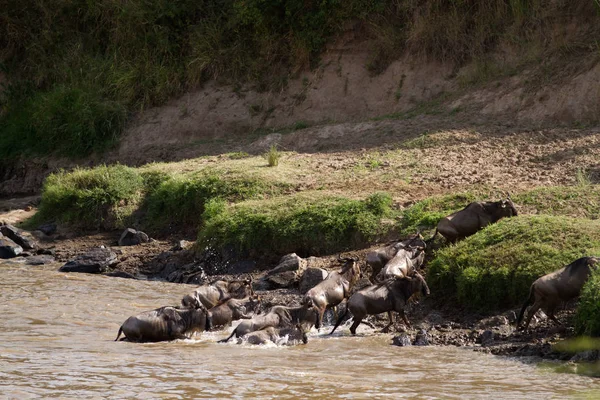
[428,196,518,243]
[376,245,425,282]
[115,305,211,342]
[516,256,599,330]
[181,277,254,309]
[240,324,308,346]
[303,256,361,328]
[218,304,319,343]
[366,234,426,283]
[208,295,262,329]
[330,273,430,335]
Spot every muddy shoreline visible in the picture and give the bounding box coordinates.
[2,197,596,372]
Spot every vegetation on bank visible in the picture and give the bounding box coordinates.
[2,1,598,158]
[576,270,600,337]
[427,216,600,311]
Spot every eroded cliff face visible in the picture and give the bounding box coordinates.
[2,28,599,196]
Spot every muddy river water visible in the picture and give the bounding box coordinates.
[1,263,598,399]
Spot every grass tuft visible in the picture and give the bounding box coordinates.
[264,145,281,167]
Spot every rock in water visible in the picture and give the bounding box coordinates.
[118,228,150,246]
[299,267,329,294]
[479,330,495,347]
[414,329,429,346]
[37,223,57,236]
[392,334,412,347]
[0,224,37,250]
[0,236,23,259]
[59,247,118,273]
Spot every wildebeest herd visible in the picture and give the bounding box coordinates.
[116,195,598,345]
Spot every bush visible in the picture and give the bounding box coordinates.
[143,172,280,228]
[428,215,600,311]
[575,269,600,337]
[198,192,395,257]
[33,165,144,228]
[264,145,280,167]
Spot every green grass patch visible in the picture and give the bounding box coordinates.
[144,171,283,229]
[198,192,396,257]
[29,164,144,228]
[575,269,600,337]
[428,215,600,312]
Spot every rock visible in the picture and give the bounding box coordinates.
[299,267,328,294]
[570,350,600,363]
[0,236,23,259]
[36,248,55,256]
[166,262,207,284]
[479,330,495,346]
[392,334,412,347]
[59,247,118,274]
[118,228,150,246]
[414,329,429,346]
[425,311,444,326]
[170,240,193,251]
[226,260,256,275]
[104,271,137,279]
[264,271,299,289]
[0,224,37,250]
[476,315,509,329]
[24,255,56,265]
[267,253,306,276]
[37,223,57,236]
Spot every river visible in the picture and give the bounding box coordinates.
[1,263,598,399]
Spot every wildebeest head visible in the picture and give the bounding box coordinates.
[497,195,518,218]
[227,276,254,297]
[338,254,362,284]
[407,272,430,300]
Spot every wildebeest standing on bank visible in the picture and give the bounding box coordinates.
[516,256,599,331]
[208,295,262,329]
[115,305,211,342]
[366,234,426,283]
[181,277,254,309]
[303,256,361,328]
[218,304,319,343]
[330,273,430,335]
[428,196,518,243]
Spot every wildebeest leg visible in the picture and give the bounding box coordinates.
[318,307,325,330]
[333,305,338,322]
[522,302,542,331]
[349,318,361,335]
[398,309,412,329]
[381,311,394,333]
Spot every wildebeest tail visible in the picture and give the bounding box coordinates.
[329,307,349,335]
[115,326,123,341]
[516,285,534,327]
[218,328,237,343]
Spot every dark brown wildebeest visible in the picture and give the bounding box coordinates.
[115,305,211,342]
[330,273,430,335]
[241,324,308,346]
[208,295,262,329]
[376,245,425,282]
[181,277,254,309]
[428,196,518,243]
[303,256,361,328]
[218,304,319,343]
[366,234,426,283]
[516,256,599,331]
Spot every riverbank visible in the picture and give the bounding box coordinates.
[2,196,598,375]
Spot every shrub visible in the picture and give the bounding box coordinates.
[575,269,600,337]
[264,145,280,167]
[198,192,395,257]
[428,215,600,312]
[143,172,279,228]
[33,164,144,228]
